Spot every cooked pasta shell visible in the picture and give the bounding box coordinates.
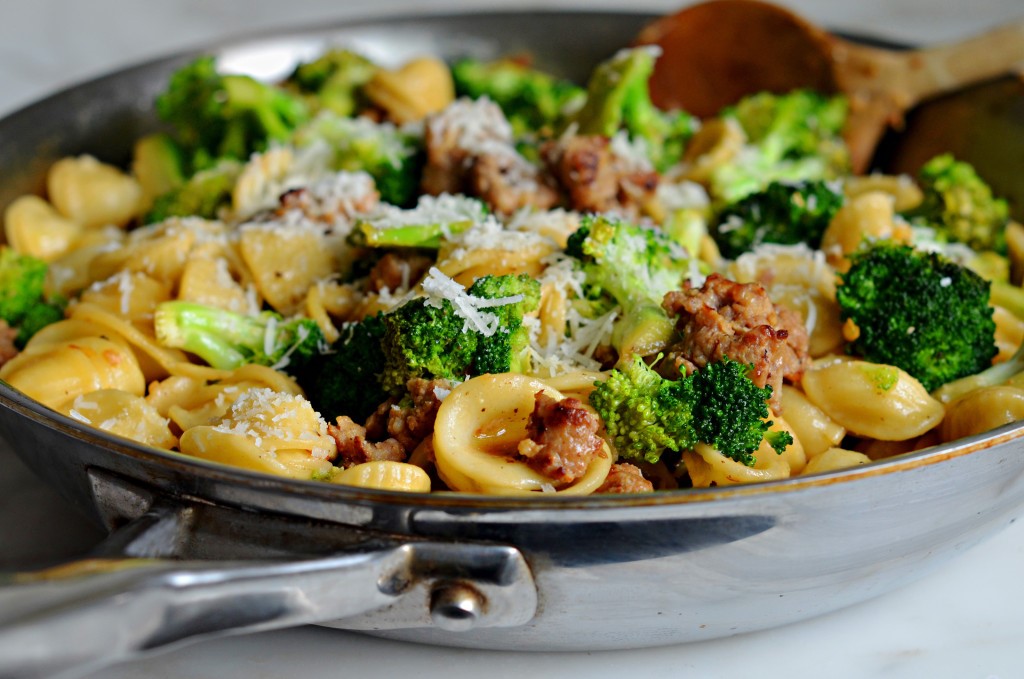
[331,461,431,492]
[800,358,944,441]
[940,386,1024,442]
[0,335,144,411]
[364,57,455,124]
[3,195,83,261]
[433,373,612,495]
[63,389,177,450]
[780,385,846,459]
[47,155,142,228]
[802,447,872,475]
[683,439,790,488]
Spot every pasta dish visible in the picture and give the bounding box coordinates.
[1,40,1020,496]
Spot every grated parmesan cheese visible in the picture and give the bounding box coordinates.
[420,267,524,337]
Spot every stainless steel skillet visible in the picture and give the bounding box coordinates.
[1,9,1023,678]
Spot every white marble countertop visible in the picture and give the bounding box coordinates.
[2,1,1024,678]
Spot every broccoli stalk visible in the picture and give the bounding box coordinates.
[835,242,997,392]
[451,56,586,135]
[712,179,846,259]
[566,47,698,172]
[711,90,849,204]
[0,247,66,348]
[154,301,325,372]
[350,194,487,248]
[566,215,692,361]
[156,56,310,173]
[901,153,1010,253]
[590,354,791,466]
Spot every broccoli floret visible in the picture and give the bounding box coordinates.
[154,301,325,372]
[589,354,790,466]
[711,90,849,204]
[298,314,388,422]
[285,49,379,117]
[465,274,541,374]
[0,247,66,347]
[156,56,309,172]
[712,179,845,259]
[901,154,1010,253]
[144,160,242,224]
[835,242,997,392]
[567,46,698,172]
[351,194,487,248]
[451,57,585,135]
[378,271,540,393]
[293,113,423,207]
[566,215,692,360]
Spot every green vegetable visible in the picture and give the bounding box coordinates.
[835,242,997,392]
[589,354,791,466]
[293,112,423,206]
[378,273,541,394]
[712,179,845,259]
[132,133,186,209]
[566,46,698,172]
[0,247,66,348]
[451,57,585,135]
[465,274,541,375]
[350,195,487,248]
[711,90,849,204]
[901,153,1010,254]
[156,56,310,172]
[299,314,388,422]
[144,160,242,224]
[153,301,326,372]
[566,215,692,360]
[285,49,378,117]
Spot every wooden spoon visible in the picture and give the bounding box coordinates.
[636,0,1024,172]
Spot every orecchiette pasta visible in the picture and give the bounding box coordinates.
[802,447,872,475]
[47,155,142,229]
[178,387,336,479]
[433,373,612,495]
[0,335,145,410]
[63,389,177,450]
[800,357,945,441]
[331,460,432,492]
[3,195,83,262]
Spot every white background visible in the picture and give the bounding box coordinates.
[2,1,1024,678]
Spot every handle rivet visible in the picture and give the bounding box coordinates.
[430,582,484,631]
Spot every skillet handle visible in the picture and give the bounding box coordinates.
[0,506,537,679]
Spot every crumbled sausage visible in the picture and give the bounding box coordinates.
[421,98,557,215]
[366,251,433,294]
[596,463,655,494]
[328,416,405,468]
[516,391,605,485]
[540,135,659,220]
[468,152,560,215]
[661,273,810,411]
[364,378,451,453]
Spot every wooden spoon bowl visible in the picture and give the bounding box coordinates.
[636,0,1024,172]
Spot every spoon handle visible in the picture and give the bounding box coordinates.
[902,18,1024,103]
